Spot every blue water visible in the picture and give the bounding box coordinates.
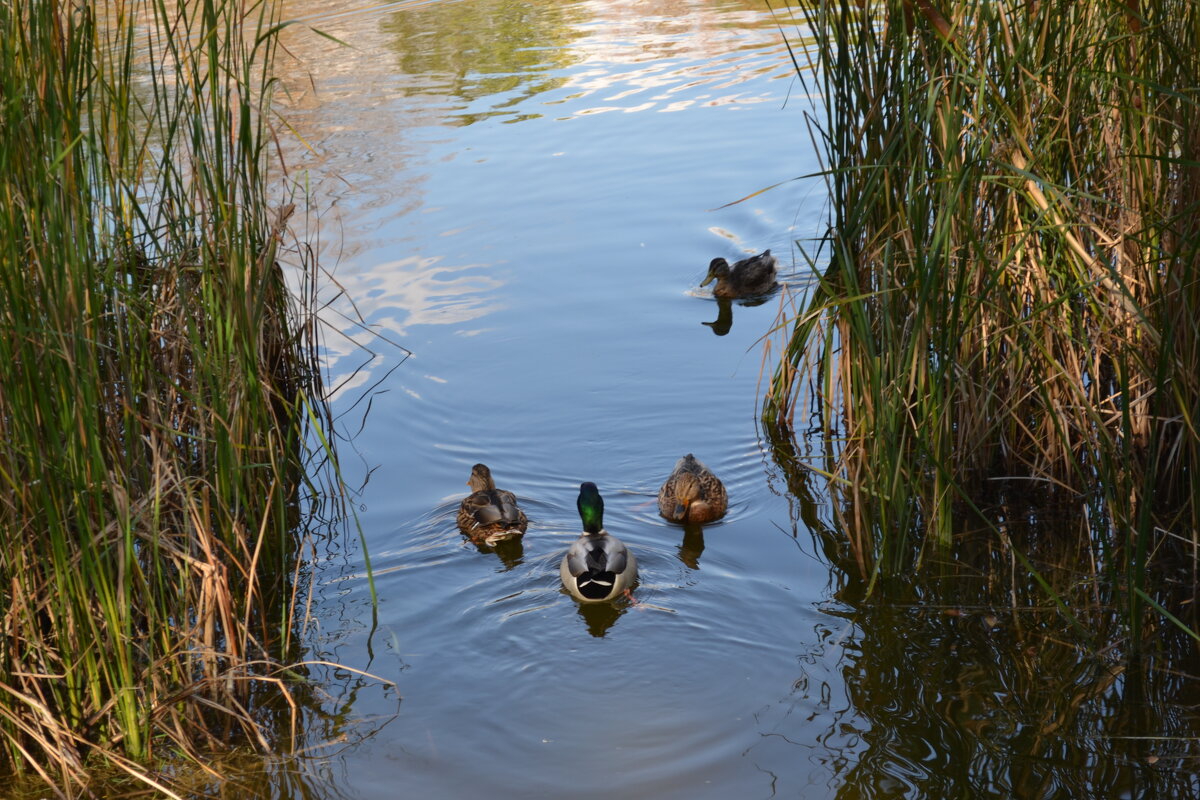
[271,2,848,796]
[188,2,1200,798]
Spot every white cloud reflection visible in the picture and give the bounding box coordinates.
[315,255,504,398]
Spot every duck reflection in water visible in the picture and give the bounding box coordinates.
[466,536,524,570]
[575,598,628,638]
[699,292,775,337]
[677,522,706,570]
[702,297,734,336]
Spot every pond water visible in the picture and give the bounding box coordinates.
[212,0,1199,797]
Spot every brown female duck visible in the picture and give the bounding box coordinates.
[657,454,727,524]
[700,250,778,298]
[457,463,528,545]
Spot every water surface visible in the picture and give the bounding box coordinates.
[225,0,1200,797]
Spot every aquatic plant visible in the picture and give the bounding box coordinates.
[765,0,1200,622]
[0,0,345,792]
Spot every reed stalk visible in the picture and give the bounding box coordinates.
[0,0,340,792]
[767,0,1200,616]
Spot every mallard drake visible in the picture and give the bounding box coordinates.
[701,249,778,298]
[657,454,727,524]
[457,463,528,545]
[560,482,638,602]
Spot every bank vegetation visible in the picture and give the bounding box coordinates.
[1,0,342,794]
[767,0,1200,638]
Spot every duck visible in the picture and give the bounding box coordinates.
[457,463,528,545]
[560,482,638,602]
[657,454,727,524]
[700,249,778,298]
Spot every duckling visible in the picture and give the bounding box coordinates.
[700,249,778,298]
[457,463,528,545]
[657,454,727,524]
[560,482,638,602]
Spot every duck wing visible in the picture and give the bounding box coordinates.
[461,489,527,531]
[563,535,628,600]
[657,472,690,521]
[564,535,626,576]
[488,489,527,528]
[733,250,777,291]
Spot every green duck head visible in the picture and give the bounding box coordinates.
[577,482,605,534]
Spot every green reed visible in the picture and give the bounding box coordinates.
[766,0,1200,612]
[0,0,340,792]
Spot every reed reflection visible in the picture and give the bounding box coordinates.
[378,0,584,125]
[765,421,1200,798]
[190,671,399,799]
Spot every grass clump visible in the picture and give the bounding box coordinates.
[0,0,341,792]
[766,0,1200,607]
